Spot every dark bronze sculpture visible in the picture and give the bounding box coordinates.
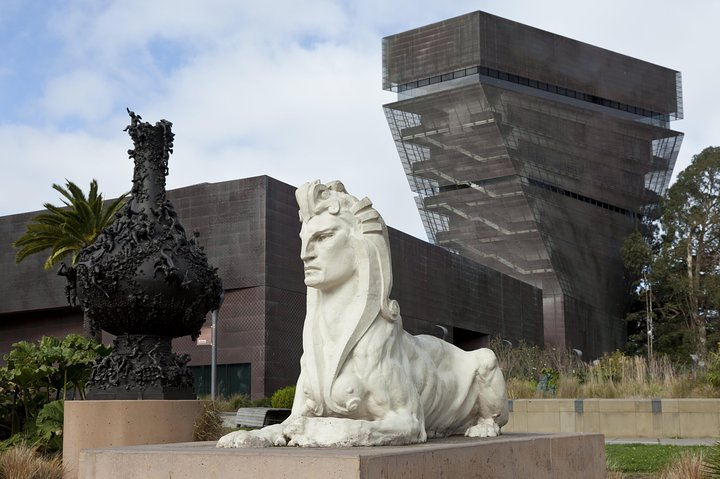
[66,110,223,399]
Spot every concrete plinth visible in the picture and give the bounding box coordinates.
[63,400,205,479]
[78,433,605,479]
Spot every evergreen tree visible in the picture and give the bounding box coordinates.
[623,147,720,364]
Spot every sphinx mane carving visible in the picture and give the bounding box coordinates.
[218,180,508,447]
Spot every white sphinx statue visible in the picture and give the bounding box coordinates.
[217,180,508,448]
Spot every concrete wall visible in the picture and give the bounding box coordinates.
[506,399,720,438]
[63,400,205,479]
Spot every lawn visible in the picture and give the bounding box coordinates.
[606,444,711,475]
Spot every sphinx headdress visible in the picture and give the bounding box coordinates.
[296,180,384,235]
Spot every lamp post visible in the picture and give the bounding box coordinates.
[211,293,224,400]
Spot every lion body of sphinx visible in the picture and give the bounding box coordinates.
[217,314,509,448]
[289,313,509,446]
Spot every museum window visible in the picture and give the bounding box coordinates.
[190,363,250,398]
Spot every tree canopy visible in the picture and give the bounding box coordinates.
[624,146,720,364]
[13,179,127,270]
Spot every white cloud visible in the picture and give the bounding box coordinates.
[1,0,718,243]
[0,125,131,213]
[39,70,118,121]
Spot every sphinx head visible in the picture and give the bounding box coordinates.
[296,180,399,321]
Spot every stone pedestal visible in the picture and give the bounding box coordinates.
[77,433,605,479]
[63,400,205,479]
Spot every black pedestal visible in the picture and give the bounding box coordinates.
[86,335,195,400]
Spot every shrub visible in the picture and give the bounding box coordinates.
[705,440,720,478]
[210,394,254,412]
[706,349,720,388]
[491,337,720,399]
[271,386,296,409]
[556,375,582,398]
[252,396,272,408]
[230,394,253,410]
[490,337,585,384]
[0,334,109,452]
[536,367,559,396]
[505,378,536,399]
[193,402,224,442]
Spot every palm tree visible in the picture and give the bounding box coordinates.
[13,179,128,269]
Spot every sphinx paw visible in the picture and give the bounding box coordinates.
[216,430,285,448]
[287,434,319,447]
[464,420,500,438]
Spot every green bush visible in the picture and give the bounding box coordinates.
[230,394,253,410]
[252,396,272,408]
[210,393,271,409]
[0,334,110,452]
[706,350,720,388]
[209,394,255,412]
[705,440,720,478]
[270,386,296,409]
[591,350,626,382]
[536,367,559,396]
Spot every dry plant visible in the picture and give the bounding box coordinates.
[0,444,64,479]
[581,353,700,399]
[505,378,536,399]
[658,452,706,479]
[193,401,224,442]
[494,337,720,399]
[556,375,583,397]
[606,459,625,479]
[491,338,584,382]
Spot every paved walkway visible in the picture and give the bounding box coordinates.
[605,437,716,446]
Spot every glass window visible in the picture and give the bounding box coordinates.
[190,363,251,398]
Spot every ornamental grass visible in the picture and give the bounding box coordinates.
[0,444,64,479]
[493,338,720,399]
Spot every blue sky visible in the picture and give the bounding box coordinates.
[0,0,717,240]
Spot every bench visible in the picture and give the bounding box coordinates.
[235,408,291,428]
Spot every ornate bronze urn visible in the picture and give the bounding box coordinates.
[73,110,223,399]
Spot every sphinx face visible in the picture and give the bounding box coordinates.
[300,212,357,291]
